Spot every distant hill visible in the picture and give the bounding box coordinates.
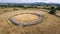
[0,2,60,6]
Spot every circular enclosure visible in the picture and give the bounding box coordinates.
[9,13,44,26]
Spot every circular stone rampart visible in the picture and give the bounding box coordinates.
[9,13,44,26]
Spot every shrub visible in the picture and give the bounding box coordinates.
[49,7,56,15]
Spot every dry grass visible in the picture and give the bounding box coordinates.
[14,14,39,23]
[0,8,13,11]
[0,8,60,34]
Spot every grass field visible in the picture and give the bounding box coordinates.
[0,8,60,34]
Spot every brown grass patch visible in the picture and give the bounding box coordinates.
[14,14,39,23]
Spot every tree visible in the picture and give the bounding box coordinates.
[49,6,56,15]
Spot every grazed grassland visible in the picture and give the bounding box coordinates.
[0,8,60,34]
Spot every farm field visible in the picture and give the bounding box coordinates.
[0,8,60,34]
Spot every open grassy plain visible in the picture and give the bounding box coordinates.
[0,8,60,34]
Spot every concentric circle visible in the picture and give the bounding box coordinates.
[9,13,44,26]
